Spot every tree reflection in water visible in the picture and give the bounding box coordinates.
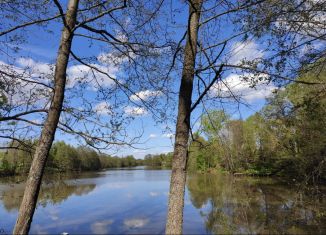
[0,170,324,234]
[187,173,326,234]
[0,172,96,212]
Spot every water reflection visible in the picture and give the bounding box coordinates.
[90,219,114,234]
[124,218,149,229]
[0,172,97,212]
[0,170,325,234]
[187,173,326,234]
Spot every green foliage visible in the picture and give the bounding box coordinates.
[0,140,35,175]
[75,147,101,171]
[0,141,144,175]
[143,152,173,168]
[201,110,230,140]
[0,80,7,108]
[50,142,80,171]
[188,133,219,172]
[188,68,326,181]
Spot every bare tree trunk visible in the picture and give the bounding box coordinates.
[165,0,202,234]
[13,0,79,234]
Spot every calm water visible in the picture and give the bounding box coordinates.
[0,167,325,234]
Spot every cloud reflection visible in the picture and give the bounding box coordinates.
[90,219,114,234]
[149,191,159,197]
[124,218,149,229]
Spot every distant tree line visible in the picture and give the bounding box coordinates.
[0,141,144,176]
[188,68,326,181]
[143,153,173,168]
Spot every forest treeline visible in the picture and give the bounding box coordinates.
[0,140,177,176]
[143,153,173,168]
[187,69,326,181]
[0,141,144,176]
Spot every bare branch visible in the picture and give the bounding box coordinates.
[0,14,61,37]
[0,109,47,122]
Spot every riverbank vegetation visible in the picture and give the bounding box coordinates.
[0,141,143,176]
[187,69,326,181]
[0,142,176,176]
[143,153,173,168]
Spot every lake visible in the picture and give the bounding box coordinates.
[0,167,325,234]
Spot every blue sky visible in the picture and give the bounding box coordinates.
[0,0,280,158]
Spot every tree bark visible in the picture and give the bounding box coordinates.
[165,0,202,234]
[13,0,79,234]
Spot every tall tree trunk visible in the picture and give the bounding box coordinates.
[13,0,79,233]
[165,0,202,234]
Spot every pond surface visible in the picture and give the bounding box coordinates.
[0,167,325,234]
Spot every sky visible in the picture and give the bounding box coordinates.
[0,0,280,158]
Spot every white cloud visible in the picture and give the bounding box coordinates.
[90,220,113,234]
[48,208,59,221]
[162,133,174,138]
[130,90,163,102]
[3,51,125,95]
[124,218,149,229]
[149,134,157,138]
[31,224,48,234]
[229,40,264,65]
[0,60,52,107]
[66,63,118,89]
[149,192,159,197]
[211,73,276,102]
[97,52,129,66]
[274,1,325,40]
[124,106,148,116]
[94,102,112,116]
[67,49,137,90]
[17,57,53,77]
[116,31,128,43]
